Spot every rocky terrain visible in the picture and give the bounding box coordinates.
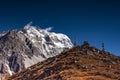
[7,42,120,80]
[0,24,73,79]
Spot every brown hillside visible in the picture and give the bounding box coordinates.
[7,42,120,80]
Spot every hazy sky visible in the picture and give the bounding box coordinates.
[0,0,120,56]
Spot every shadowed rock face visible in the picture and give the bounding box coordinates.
[8,52,21,73]
[0,31,28,74]
[8,43,120,80]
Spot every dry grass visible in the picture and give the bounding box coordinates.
[7,45,120,80]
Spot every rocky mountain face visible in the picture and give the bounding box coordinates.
[0,24,73,79]
[8,42,120,80]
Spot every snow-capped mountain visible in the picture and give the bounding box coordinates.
[0,23,73,79]
[20,23,73,68]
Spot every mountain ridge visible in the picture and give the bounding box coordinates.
[7,42,120,80]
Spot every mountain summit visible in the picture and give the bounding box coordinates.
[0,24,73,79]
[8,42,120,80]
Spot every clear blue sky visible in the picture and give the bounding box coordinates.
[0,0,120,56]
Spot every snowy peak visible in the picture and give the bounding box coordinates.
[20,24,73,67]
[21,23,73,57]
[22,23,73,48]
